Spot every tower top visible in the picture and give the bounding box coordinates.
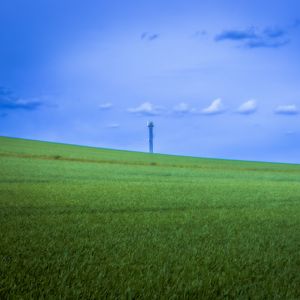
[147,121,154,127]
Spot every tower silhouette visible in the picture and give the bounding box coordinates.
[147,121,154,153]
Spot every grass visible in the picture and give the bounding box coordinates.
[0,136,300,299]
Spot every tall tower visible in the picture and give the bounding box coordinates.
[147,121,154,153]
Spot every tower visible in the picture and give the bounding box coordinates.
[147,121,154,153]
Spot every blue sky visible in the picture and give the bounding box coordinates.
[1,0,300,163]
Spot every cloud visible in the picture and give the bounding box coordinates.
[173,102,196,114]
[215,27,289,49]
[201,98,224,115]
[105,123,120,128]
[263,28,286,38]
[98,102,113,110]
[141,32,159,41]
[127,102,164,116]
[275,104,298,115]
[237,100,257,114]
[0,87,42,110]
[193,30,207,38]
[245,39,289,49]
[285,130,296,136]
[215,28,257,41]
[293,19,300,28]
[0,99,42,110]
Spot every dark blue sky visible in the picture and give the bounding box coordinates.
[1,0,300,163]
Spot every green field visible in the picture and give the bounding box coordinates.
[1,136,300,299]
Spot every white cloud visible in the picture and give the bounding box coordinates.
[275,104,298,115]
[127,102,164,116]
[201,98,224,115]
[285,130,296,136]
[173,102,196,114]
[237,99,257,114]
[98,102,113,109]
[106,123,120,128]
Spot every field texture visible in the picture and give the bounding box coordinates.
[1,136,300,299]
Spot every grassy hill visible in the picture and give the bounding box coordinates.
[1,136,300,299]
